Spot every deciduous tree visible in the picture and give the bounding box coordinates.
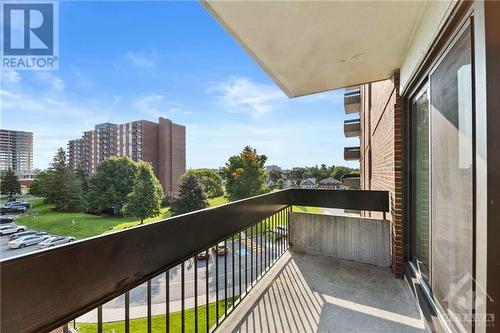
[86,157,138,214]
[183,169,224,198]
[123,161,164,224]
[223,146,268,201]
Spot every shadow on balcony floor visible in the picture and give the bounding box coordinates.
[219,251,429,333]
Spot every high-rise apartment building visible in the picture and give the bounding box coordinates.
[68,117,186,193]
[0,129,34,179]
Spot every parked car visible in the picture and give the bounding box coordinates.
[196,249,210,260]
[214,241,227,255]
[8,234,49,249]
[9,231,48,241]
[0,205,27,215]
[274,226,288,239]
[6,201,31,209]
[0,224,26,236]
[37,236,75,248]
[0,217,14,224]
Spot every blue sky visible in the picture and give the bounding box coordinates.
[1,1,359,170]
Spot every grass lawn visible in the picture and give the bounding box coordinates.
[292,205,322,214]
[208,196,228,207]
[16,196,230,239]
[77,298,234,333]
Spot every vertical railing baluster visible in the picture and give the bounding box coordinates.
[147,280,152,333]
[216,243,219,324]
[272,213,275,263]
[97,306,102,333]
[125,291,130,333]
[224,239,228,317]
[239,231,242,300]
[232,234,235,307]
[259,220,263,278]
[245,228,248,292]
[181,262,185,333]
[205,253,209,333]
[250,225,254,286]
[195,256,198,333]
[166,270,170,333]
[280,209,284,255]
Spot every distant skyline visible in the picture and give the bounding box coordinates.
[0,1,359,170]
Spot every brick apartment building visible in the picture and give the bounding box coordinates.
[68,117,185,193]
[0,129,34,181]
[343,79,405,275]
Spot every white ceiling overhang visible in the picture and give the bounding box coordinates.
[202,1,428,97]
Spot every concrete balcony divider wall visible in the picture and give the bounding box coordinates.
[289,212,390,267]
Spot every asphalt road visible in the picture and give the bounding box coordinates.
[102,235,285,309]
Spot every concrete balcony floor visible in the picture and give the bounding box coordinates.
[218,251,429,333]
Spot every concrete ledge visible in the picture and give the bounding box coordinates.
[290,212,390,267]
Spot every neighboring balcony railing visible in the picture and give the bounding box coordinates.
[0,189,388,333]
[344,88,361,114]
[344,146,361,161]
[344,118,361,137]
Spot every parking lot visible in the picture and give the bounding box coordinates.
[0,214,45,260]
[0,225,42,260]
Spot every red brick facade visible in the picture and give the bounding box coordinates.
[360,73,404,276]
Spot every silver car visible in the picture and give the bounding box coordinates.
[8,234,50,249]
[37,236,75,248]
[0,224,26,236]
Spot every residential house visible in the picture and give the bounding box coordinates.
[300,177,317,189]
[318,177,341,190]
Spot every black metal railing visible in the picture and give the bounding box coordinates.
[69,206,291,333]
[0,189,389,333]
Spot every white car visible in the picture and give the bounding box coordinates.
[0,224,26,236]
[8,234,49,249]
[37,236,75,248]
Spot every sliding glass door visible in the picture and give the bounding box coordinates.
[411,25,473,333]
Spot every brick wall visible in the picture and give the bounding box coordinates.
[360,73,404,276]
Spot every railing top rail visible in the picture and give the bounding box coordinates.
[0,189,388,333]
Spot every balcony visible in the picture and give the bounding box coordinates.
[1,189,428,333]
[344,118,361,138]
[344,88,361,115]
[344,146,361,161]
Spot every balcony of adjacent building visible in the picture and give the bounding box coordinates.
[1,189,428,333]
[343,118,360,138]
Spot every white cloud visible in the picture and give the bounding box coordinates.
[2,71,21,84]
[208,76,286,118]
[133,93,165,117]
[1,88,111,169]
[126,49,158,68]
[33,72,65,91]
[133,94,188,118]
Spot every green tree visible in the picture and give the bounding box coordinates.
[277,179,285,190]
[222,146,268,201]
[0,169,21,196]
[331,166,354,181]
[45,148,83,211]
[183,169,224,198]
[123,161,164,224]
[268,169,282,184]
[28,170,49,196]
[170,174,209,216]
[86,157,138,214]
